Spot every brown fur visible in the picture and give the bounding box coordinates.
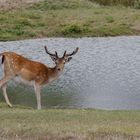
[1,52,52,85]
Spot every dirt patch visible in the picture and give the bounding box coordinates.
[131,24,140,32]
[0,0,43,10]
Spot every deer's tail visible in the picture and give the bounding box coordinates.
[0,53,5,64]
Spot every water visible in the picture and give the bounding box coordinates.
[0,36,140,110]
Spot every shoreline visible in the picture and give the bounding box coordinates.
[0,35,140,43]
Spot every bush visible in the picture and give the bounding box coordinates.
[134,0,140,9]
[62,24,82,35]
[106,16,114,23]
[91,0,135,7]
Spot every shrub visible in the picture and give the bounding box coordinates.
[134,0,140,9]
[62,24,82,35]
[106,16,114,23]
[91,0,135,7]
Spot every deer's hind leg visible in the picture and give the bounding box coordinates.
[2,83,12,107]
[0,74,14,107]
[0,61,14,107]
[0,75,13,87]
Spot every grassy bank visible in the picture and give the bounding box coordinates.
[0,103,140,140]
[0,0,140,41]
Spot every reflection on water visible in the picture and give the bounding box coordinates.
[0,36,140,110]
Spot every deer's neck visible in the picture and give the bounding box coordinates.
[47,66,62,83]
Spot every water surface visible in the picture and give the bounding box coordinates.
[0,36,140,110]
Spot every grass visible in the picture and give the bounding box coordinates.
[0,103,140,139]
[0,0,140,41]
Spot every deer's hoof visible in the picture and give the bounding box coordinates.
[8,104,13,108]
[37,106,41,110]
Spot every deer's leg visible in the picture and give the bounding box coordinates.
[2,84,12,107]
[34,83,41,110]
[0,76,13,88]
[0,76,13,107]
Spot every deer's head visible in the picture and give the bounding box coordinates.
[44,46,79,73]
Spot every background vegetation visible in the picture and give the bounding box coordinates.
[0,0,140,41]
[92,0,140,8]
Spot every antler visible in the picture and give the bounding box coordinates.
[63,47,79,58]
[44,46,58,58]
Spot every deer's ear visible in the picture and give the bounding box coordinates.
[65,57,72,63]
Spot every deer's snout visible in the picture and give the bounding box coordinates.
[57,68,61,71]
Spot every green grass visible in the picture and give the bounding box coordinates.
[0,0,140,41]
[0,103,140,139]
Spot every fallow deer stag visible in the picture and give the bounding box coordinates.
[0,46,79,109]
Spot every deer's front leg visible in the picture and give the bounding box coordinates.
[34,83,41,110]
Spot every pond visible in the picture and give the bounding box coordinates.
[0,36,140,110]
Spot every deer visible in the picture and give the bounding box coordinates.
[0,46,79,109]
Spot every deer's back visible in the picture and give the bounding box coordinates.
[2,52,49,82]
